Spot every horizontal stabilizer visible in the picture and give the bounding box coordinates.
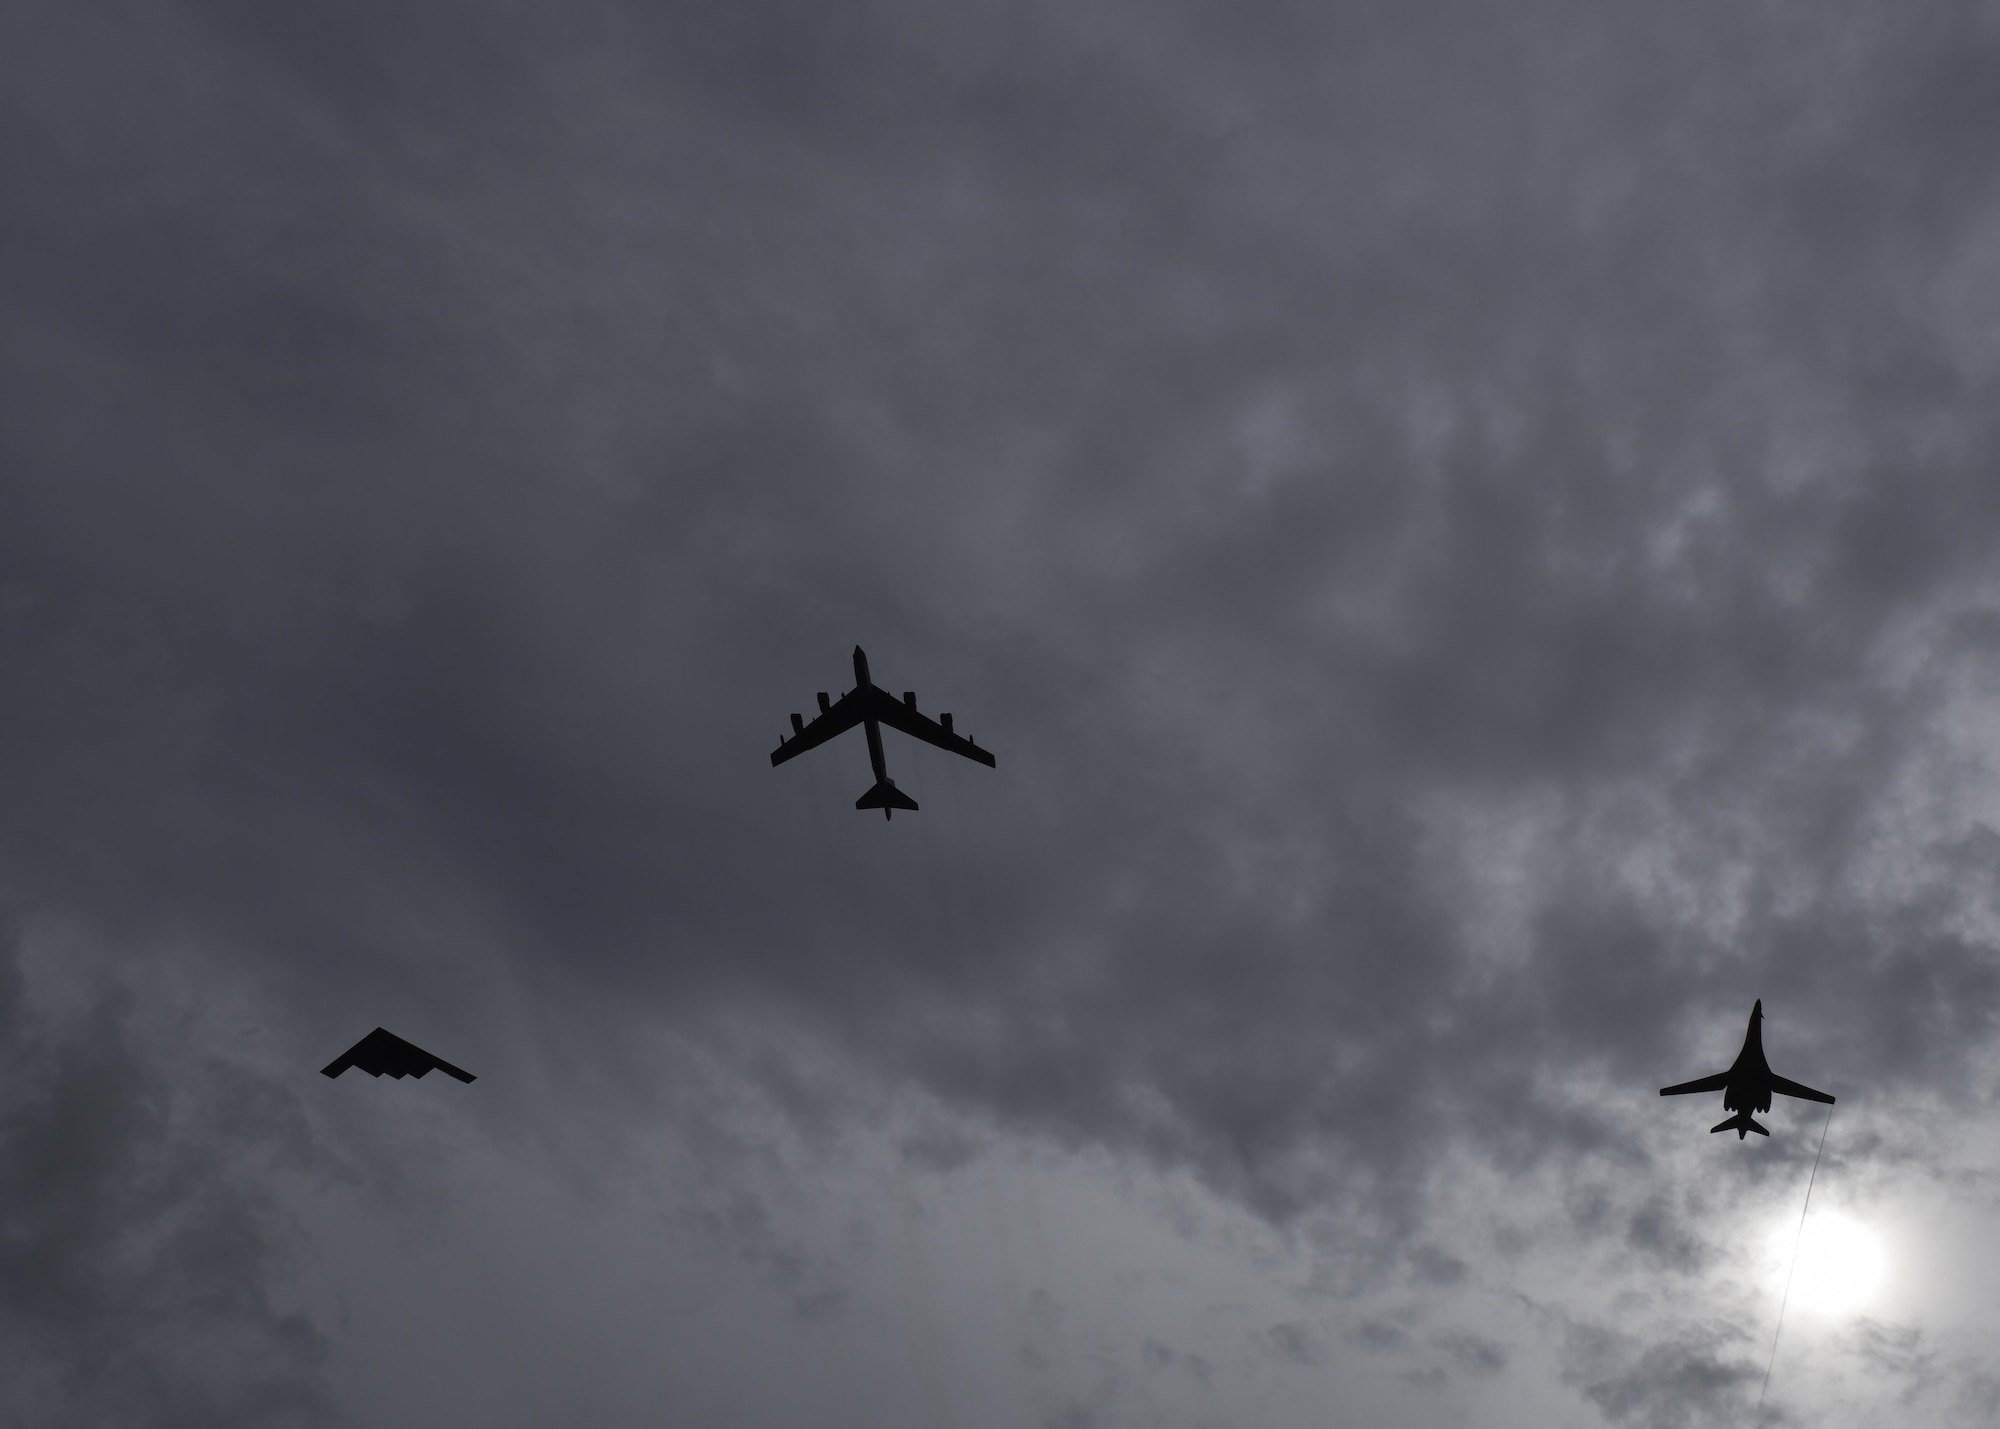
[855,778,920,818]
[1710,1111,1768,1140]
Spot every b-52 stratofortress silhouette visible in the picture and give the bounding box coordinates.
[771,646,995,818]
[322,1027,476,1083]
[1659,999,1832,1138]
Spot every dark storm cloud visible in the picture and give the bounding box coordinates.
[0,921,328,1427]
[8,0,2000,1421]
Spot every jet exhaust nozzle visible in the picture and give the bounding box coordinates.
[855,778,920,819]
[1710,1112,1769,1140]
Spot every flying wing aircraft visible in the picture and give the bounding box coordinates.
[1659,999,1832,1138]
[771,646,995,819]
[321,1027,476,1083]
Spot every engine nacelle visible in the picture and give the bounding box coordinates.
[791,712,805,735]
[817,691,831,713]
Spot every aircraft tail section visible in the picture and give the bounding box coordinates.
[1710,1111,1769,1140]
[855,778,920,819]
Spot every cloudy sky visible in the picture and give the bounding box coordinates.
[9,1,2000,1425]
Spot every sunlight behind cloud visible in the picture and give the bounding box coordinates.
[1768,1213,1885,1316]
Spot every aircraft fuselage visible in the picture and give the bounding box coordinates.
[856,646,889,787]
[1722,1007,1773,1114]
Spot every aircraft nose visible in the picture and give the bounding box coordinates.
[1752,999,1763,1016]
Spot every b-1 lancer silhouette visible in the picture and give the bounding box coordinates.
[771,646,995,819]
[1660,999,1832,1138]
[322,1028,476,1083]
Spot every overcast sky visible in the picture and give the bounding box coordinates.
[8,2,2000,1425]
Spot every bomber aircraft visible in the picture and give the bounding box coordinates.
[771,646,995,818]
[322,1027,476,1083]
[1659,999,1833,1138]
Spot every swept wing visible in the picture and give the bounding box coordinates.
[1659,1071,1730,1097]
[1768,1072,1835,1105]
[323,1027,476,1083]
[868,687,996,768]
[771,689,866,767]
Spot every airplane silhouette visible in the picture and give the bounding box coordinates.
[771,646,995,818]
[321,1027,476,1083]
[1659,999,1832,1138]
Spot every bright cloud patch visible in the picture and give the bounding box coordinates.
[1769,1213,1886,1317]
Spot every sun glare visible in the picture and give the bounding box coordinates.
[1768,1212,1885,1315]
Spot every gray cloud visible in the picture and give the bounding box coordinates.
[1264,1318,1326,1364]
[0,921,328,1427]
[8,0,2000,1423]
[1436,1329,1507,1375]
[1563,1320,1757,1429]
